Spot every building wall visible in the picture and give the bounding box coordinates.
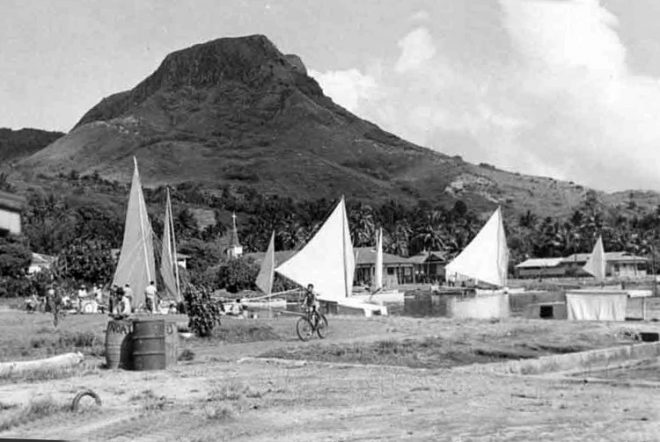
[412,263,445,283]
[516,267,567,279]
[355,264,413,286]
[0,208,21,235]
[610,262,647,278]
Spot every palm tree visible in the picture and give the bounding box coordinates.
[519,210,538,229]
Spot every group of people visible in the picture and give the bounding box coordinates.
[108,281,178,315]
[26,280,175,316]
[109,283,134,315]
[26,282,105,314]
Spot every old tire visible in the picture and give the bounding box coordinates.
[71,389,102,412]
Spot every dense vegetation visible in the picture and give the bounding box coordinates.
[2,172,659,298]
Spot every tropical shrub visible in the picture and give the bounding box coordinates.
[184,284,221,337]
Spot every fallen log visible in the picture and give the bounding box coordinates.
[0,352,84,378]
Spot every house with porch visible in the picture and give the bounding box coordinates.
[407,250,447,283]
[354,247,414,287]
[515,258,566,278]
[561,251,648,278]
[28,253,56,274]
[516,251,649,279]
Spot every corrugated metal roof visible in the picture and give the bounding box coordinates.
[515,258,563,268]
[0,190,24,212]
[31,253,55,265]
[407,251,447,265]
[354,247,411,266]
[562,251,648,263]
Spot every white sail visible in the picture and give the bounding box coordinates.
[445,207,508,287]
[113,157,156,309]
[255,231,275,295]
[373,228,383,291]
[276,197,355,301]
[583,235,606,282]
[160,188,181,303]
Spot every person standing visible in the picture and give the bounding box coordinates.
[121,284,133,315]
[48,284,62,327]
[90,284,101,313]
[145,281,158,314]
[109,285,118,314]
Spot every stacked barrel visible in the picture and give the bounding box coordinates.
[105,317,180,370]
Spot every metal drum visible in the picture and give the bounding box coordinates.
[132,318,166,371]
[105,319,133,369]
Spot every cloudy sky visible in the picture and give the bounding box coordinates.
[2,0,660,192]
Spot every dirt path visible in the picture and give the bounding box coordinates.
[3,359,659,441]
[1,315,660,440]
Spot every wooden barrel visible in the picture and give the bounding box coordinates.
[132,318,166,371]
[105,319,133,370]
[164,318,179,367]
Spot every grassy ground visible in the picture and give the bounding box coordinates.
[259,319,646,368]
[0,311,659,440]
[0,311,107,362]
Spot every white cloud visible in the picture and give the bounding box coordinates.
[394,28,436,73]
[310,2,660,192]
[410,10,430,22]
[308,68,378,112]
[500,0,660,191]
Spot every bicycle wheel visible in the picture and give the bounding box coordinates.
[316,314,328,339]
[296,317,314,342]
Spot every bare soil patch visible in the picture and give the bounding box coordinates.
[1,311,659,440]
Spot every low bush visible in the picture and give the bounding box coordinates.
[184,284,221,337]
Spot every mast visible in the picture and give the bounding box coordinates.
[168,188,181,301]
[341,196,348,298]
[375,227,383,291]
[135,157,152,283]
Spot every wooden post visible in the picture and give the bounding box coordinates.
[642,297,647,321]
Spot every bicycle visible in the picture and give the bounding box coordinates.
[296,307,328,341]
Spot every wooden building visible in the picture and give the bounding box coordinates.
[515,258,566,278]
[516,252,649,279]
[407,250,447,283]
[354,247,414,287]
[562,251,648,278]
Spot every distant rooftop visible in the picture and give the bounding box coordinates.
[515,258,564,269]
[563,251,648,263]
[407,250,447,265]
[354,247,411,266]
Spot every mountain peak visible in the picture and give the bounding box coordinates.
[21,34,643,219]
[75,34,320,128]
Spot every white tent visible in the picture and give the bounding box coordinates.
[112,158,156,309]
[276,197,355,302]
[566,290,627,321]
[445,207,508,287]
[583,235,606,282]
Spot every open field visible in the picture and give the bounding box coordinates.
[0,311,659,440]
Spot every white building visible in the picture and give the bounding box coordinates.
[0,190,23,235]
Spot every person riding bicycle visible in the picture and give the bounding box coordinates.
[301,284,320,326]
